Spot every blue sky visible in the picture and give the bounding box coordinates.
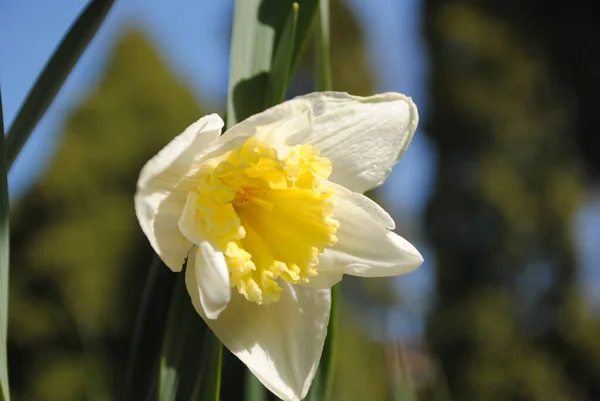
[1,0,597,338]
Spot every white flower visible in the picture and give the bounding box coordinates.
[135,91,423,401]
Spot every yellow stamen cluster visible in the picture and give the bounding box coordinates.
[191,137,339,304]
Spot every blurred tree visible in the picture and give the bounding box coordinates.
[424,1,600,400]
[9,29,203,401]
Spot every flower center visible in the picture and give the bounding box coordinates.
[191,137,339,305]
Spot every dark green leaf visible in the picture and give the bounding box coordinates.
[6,0,114,169]
[287,0,319,75]
[190,330,223,401]
[244,371,267,401]
[315,0,332,91]
[122,258,176,401]
[0,85,11,401]
[306,2,336,399]
[227,0,274,127]
[227,0,319,128]
[159,267,222,401]
[306,284,339,401]
[265,3,299,107]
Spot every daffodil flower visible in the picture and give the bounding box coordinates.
[135,91,423,401]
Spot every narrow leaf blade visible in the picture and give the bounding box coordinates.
[191,331,223,401]
[6,0,115,169]
[0,85,11,401]
[227,0,319,127]
[265,3,299,107]
[307,2,336,400]
[122,258,176,401]
[244,371,267,401]
[227,0,275,127]
[159,268,222,401]
[288,0,319,74]
[315,0,332,92]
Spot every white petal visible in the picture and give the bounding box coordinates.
[303,270,344,289]
[330,183,396,229]
[135,114,223,271]
[320,196,423,277]
[178,192,204,244]
[186,279,331,401]
[185,243,231,319]
[303,92,418,193]
[221,100,314,147]
[220,92,418,193]
[137,114,224,190]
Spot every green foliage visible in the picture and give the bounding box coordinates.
[265,3,299,107]
[159,273,221,401]
[227,0,319,127]
[9,30,203,401]
[314,0,332,92]
[123,258,175,401]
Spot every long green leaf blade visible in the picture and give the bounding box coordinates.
[5,0,115,169]
[227,0,319,128]
[306,1,336,400]
[122,258,176,401]
[227,0,275,127]
[315,0,332,92]
[159,267,222,401]
[190,331,223,401]
[265,3,299,107]
[0,86,11,401]
[244,371,267,401]
[288,0,319,75]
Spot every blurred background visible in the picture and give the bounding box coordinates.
[2,0,600,400]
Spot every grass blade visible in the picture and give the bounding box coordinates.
[306,1,336,400]
[190,331,223,401]
[159,266,222,401]
[244,372,267,401]
[287,0,319,75]
[5,0,115,169]
[0,86,11,401]
[265,3,299,107]
[306,285,339,401]
[122,258,176,401]
[315,0,332,91]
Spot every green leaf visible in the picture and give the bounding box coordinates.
[244,371,267,401]
[227,0,319,128]
[265,3,299,107]
[122,258,176,401]
[306,285,339,401]
[190,330,223,401]
[306,2,336,398]
[226,0,274,127]
[5,0,114,170]
[159,267,222,401]
[287,0,320,76]
[315,0,332,91]
[0,86,11,401]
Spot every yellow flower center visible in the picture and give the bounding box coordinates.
[190,136,339,305]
